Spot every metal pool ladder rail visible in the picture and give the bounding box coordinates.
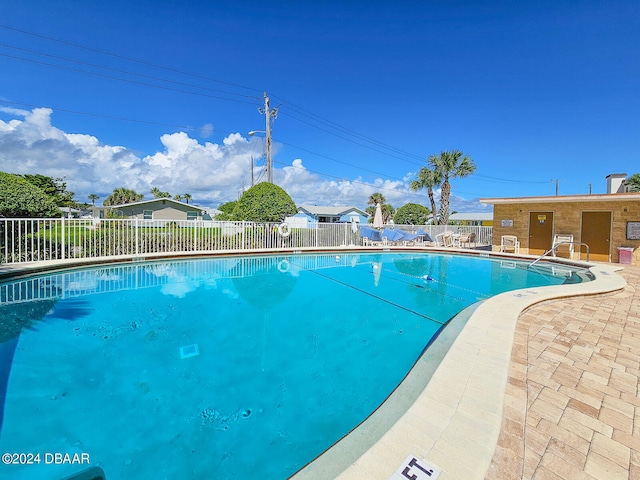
[529,241,590,267]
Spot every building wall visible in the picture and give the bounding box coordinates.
[492,199,640,264]
[338,212,368,224]
[119,202,200,220]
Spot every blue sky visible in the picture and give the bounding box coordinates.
[0,0,638,212]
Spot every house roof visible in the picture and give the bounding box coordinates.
[298,205,369,217]
[480,192,640,205]
[99,197,191,208]
[96,197,217,212]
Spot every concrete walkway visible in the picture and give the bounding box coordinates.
[487,264,640,480]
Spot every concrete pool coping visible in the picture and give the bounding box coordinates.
[0,248,627,479]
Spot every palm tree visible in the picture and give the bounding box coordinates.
[627,173,640,192]
[184,193,192,204]
[410,165,442,224]
[103,188,144,206]
[150,187,170,198]
[381,204,395,224]
[367,192,385,207]
[174,194,183,202]
[88,194,99,206]
[429,150,475,226]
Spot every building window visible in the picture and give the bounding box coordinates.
[187,211,198,221]
[143,210,153,220]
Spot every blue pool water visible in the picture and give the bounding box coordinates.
[0,252,588,479]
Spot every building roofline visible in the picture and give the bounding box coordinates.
[96,197,199,209]
[480,192,640,205]
[297,205,369,217]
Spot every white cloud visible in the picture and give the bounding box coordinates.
[0,107,486,212]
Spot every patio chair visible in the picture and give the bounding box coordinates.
[552,234,574,259]
[436,231,454,247]
[500,235,520,253]
[458,232,476,248]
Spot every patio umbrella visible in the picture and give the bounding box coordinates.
[373,203,384,229]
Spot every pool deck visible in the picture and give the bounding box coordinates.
[324,262,640,480]
[1,254,638,479]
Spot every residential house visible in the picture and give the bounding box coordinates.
[91,198,215,221]
[288,205,370,227]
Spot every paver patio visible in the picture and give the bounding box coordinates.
[487,264,640,480]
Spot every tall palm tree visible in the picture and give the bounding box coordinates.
[410,165,442,224]
[150,187,171,198]
[88,194,99,206]
[103,188,144,206]
[429,150,475,226]
[184,193,192,204]
[367,192,385,206]
[381,204,395,224]
[174,194,183,202]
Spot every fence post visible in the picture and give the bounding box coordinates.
[242,221,246,250]
[135,218,139,256]
[61,216,66,260]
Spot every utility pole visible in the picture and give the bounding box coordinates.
[588,183,592,194]
[551,179,560,196]
[258,91,278,183]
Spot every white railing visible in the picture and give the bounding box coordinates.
[0,218,493,265]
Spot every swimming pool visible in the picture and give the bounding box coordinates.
[0,252,590,479]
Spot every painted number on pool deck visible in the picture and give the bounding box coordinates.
[389,455,441,480]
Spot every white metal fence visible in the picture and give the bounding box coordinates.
[0,218,493,265]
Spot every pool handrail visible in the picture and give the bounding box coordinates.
[529,241,590,267]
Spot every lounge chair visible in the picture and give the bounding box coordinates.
[500,235,520,253]
[396,229,420,246]
[416,228,435,246]
[360,226,383,246]
[381,227,404,245]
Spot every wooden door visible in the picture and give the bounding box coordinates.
[529,211,554,255]
[581,211,612,262]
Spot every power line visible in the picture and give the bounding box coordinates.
[473,173,550,184]
[0,24,552,196]
[0,100,242,135]
[0,52,258,106]
[0,23,431,166]
[0,42,259,101]
[270,158,435,203]
[275,138,412,181]
[272,94,426,162]
[0,23,262,94]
